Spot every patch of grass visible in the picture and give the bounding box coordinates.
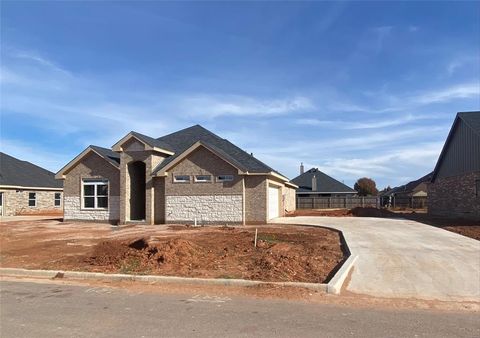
[257,233,284,244]
[119,257,144,274]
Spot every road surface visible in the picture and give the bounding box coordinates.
[1,280,478,337]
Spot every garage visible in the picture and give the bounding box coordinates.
[268,185,280,219]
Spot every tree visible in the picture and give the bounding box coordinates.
[354,177,379,196]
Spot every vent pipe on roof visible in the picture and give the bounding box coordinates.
[312,175,317,191]
[300,162,304,175]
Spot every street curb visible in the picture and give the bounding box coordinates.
[0,268,330,292]
[327,254,358,294]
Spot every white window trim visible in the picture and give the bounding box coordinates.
[54,192,62,206]
[173,175,191,183]
[28,192,37,207]
[194,175,212,183]
[81,179,109,210]
[216,175,234,182]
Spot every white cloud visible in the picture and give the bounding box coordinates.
[296,113,445,130]
[413,83,479,105]
[179,95,315,118]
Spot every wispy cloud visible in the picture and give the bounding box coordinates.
[179,94,315,118]
[296,113,445,130]
[412,82,479,105]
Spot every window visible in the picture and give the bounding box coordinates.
[216,175,234,182]
[173,175,190,183]
[82,179,108,209]
[28,192,36,207]
[476,179,480,197]
[54,193,61,206]
[195,175,212,183]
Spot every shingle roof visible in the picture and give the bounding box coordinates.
[290,168,356,194]
[90,146,120,167]
[130,131,175,152]
[151,125,282,176]
[381,172,432,196]
[0,152,63,189]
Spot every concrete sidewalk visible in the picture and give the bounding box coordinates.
[275,216,480,302]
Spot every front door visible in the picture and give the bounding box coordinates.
[268,186,280,219]
[0,192,3,216]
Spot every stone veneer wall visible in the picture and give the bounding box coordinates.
[428,171,480,220]
[165,195,242,224]
[64,196,120,222]
[1,189,63,216]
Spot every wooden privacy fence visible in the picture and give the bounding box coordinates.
[296,196,428,210]
[296,196,379,209]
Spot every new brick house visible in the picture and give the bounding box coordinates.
[0,152,63,216]
[428,111,480,220]
[56,125,297,225]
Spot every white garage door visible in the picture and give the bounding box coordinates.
[268,185,280,219]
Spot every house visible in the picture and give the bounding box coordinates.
[290,165,357,197]
[56,125,297,225]
[380,172,432,208]
[0,152,63,216]
[428,111,480,220]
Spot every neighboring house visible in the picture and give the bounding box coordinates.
[380,172,432,208]
[290,166,357,197]
[381,172,433,198]
[56,125,297,225]
[428,111,480,220]
[0,152,63,216]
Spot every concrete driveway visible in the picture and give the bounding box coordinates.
[275,216,480,302]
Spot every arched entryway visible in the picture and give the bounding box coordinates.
[128,161,146,221]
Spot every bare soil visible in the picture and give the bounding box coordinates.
[290,207,480,240]
[0,220,345,283]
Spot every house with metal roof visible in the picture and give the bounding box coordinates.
[428,111,480,220]
[0,152,63,216]
[56,125,297,225]
[290,166,357,197]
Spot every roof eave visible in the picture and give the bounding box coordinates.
[56,147,119,179]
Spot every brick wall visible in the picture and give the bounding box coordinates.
[428,171,480,220]
[1,189,63,216]
[244,176,267,223]
[62,151,120,222]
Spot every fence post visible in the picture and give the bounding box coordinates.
[361,197,364,207]
[312,197,315,209]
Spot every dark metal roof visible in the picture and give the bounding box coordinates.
[90,146,120,167]
[290,168,356,194]
[458,112,480,136]
[431,111,480,182]
[151,125,283,176]
[0,152,63,188]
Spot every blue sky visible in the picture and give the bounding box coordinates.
[1,1,479,188]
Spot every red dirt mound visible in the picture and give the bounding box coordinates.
[84,228,345,283]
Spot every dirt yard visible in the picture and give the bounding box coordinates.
[0,220,345,283]
[290,208,480,240]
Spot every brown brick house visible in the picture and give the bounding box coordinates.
[0,152,63,216]
[428,111,480,220]
[56,125,297,225]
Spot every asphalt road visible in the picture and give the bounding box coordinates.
[1,281,478,338]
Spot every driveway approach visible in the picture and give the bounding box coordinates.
[275,216,480,302]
